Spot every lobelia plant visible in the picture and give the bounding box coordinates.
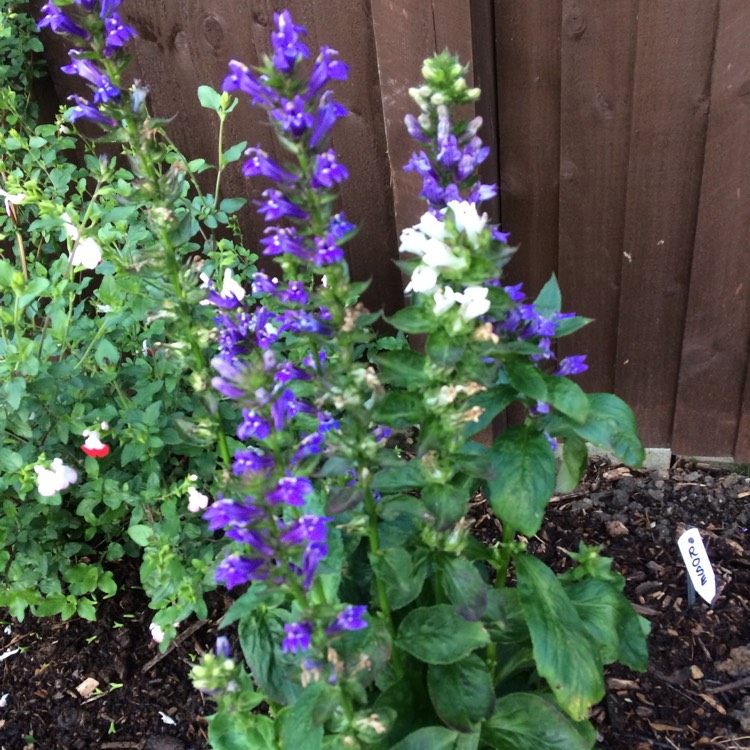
[0,0,257,638]
[187,12,649,750]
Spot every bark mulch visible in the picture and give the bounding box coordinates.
[1,458,749,749]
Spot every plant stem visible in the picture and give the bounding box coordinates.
[494,523,515,589]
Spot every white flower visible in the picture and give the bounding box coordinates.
[0,189,26,218]
[61,212,79,241]
[433,286,463,316]
[398,226,432,256]
[220,268,246,302]
[457,286,490,321]
[34,458,78,497]
[417,211,447,240]
[404,264,439,294]
[149,623,165,644]
[422,239,467,272]
[70,236,102,269]
[187,486,209,513]
[447,200,487,246]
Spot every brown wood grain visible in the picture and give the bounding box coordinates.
[493,1,561,300]
[614,0,719,448]
[556,0,637,396]
[673,0,750,458]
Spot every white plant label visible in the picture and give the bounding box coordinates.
[677,528,716,604]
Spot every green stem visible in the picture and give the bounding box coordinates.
[494,523,515,589]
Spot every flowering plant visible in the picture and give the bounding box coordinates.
[20,3,648,748]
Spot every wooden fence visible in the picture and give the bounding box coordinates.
[35,0,750,461]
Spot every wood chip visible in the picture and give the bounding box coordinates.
[607,677,640,690]
[690,665,704,680]
[75,677,99,699]
[606,519,629,537]
[699,692,727,714]
[604,466,632,480]
[648,721,683,732]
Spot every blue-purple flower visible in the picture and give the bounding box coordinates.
[38,2,90,39]
[327,605,368,634]
[271,10,309,73]
[282,621,313,653]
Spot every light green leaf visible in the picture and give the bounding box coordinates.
[94,338,119,369]
[207,712,276,750]
[127,524,153,547]
[486,425,556,536]
[534,274,562,314]
[197,85,222,111]
[515,554,605,721]
[17,277,49,308]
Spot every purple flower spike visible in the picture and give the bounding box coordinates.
[327,605,368,634]
[260,226,308,259]
[38,2,90,40]
[271,10,309,73]
[215,554,267,589]
[310,91,348,148]
[203,496,262,531]
[256,189,309,222]
[554,355,588,377]
[237,409,271,441]
[215,636,231,659]
[281,515,331,545]
[222,60,276,106]
[309,46,348,95]
[100,0,123,18]
[302,541,328,589]
[404,113,429,143]
[243,147,297,183]
[267,475,313,507]
[62,53,120,103]
[311,149,349,189]
[232,449,275,477]
[281,621,313,654]
[104,13,137,54]
[65,95,117,127]
[272,96,314,137]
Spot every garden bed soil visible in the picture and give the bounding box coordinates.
[1,458,749,750]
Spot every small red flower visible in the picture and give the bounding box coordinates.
[81,429,110,459]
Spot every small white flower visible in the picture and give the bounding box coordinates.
[417,211,446,240]
[220,268,246,302]
[398,227,432,256]
[34,458,78,497]
[433,286,462,316]
[100,422,109,431]
[458,286,490,321]
[421,239,467,272]
[70,236,102,269]
[447,200,487,246]
[187,486,209,513]
[149,623,165,643]
[61,212,79,241]
[0,189,26,218]
[96,304,111,314]
[0,692,8,707]
[159,711,177,726]
[404,264,438,294]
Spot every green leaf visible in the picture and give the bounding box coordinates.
[0,448,23,473]
[371,350,431,389]
[221,584,285,627]
[544,375,589,424]
[219,196,247,212]
[387,305,435,334]
[396,605,490,665]
[422,482,470,529]
[239,610,303,705]
[515,554,605,721]
[127,524,153,547]
[197,85,222,110]
[564,579,649,671]
[4,378,26,411]
[76,598,97,621]
[574,393,644,466]
[221,142,248,166]
[554,315,593,338]
[505,359,548,402]
[278,682,335,750]
[481,693,594,750]
[486,425,556,536]
[16,277,49,308]
[370,547,427,610]
[208,711,276,750]
[556,437,588,493]
[534,274,561,314]
[94,338,119,369]
[371,391,426,427]
[372,462,425,493]
[426,329,465,367]
[440,557,488,621]
[391,726,461,750]
[427,654,495,731]
[463,385,515,438]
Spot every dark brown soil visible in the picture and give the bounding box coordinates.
[2,458,749,750]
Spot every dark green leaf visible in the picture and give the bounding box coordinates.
[534,274,561,314]
[278,682,335,750]
[372,462,425,493]
[515,554,605,721]
[440,557,488,621]
[370,547,427,610]
[544,375,590,424]
[463,385,516,438]
[422,482,470,529]
[505,359,548,402]
[221,584,285,627]
[427,655,495,731]
[481,693,594,750]
[371,350,431,389]
[554,315,592,337]
[574,393,644,466]
[371,391,426,427]
[387,305,435,334]
[94,338,119,369]
[426,329,465,367]
[396,605,490,665]
[391,726,461,750]
[486,425,556,536]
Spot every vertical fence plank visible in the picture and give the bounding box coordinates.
[493,1,561,298]
[555,1,637,395]
[613,0,718,448]
[370,0,474,232]
[673,0,750,458]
